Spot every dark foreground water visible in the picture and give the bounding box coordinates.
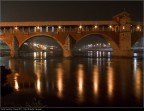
[0,56,143,107]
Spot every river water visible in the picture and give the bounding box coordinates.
[1,56,143,107]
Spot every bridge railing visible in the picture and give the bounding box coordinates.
[0,25,143,35]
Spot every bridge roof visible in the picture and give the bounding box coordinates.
[113,11,130,19]
[0,21,118,27]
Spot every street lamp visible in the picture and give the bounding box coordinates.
[14,26,18,30]
[79,25,82,29]
[58,26,62,29]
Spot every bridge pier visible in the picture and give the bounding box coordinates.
[63,50,72,58]
[10,50,19,58]
[112,11,134,58]
[11,36,19,58]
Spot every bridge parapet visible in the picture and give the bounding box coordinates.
[0,21,143,36]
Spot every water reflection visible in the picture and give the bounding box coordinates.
[1,57,143,107]
[133,58,142,100]
[56,63,64,98]
[33,52,37,58]
[107,65,114,99]
[77,64,84,102]
[135,68,141,100]
[93,65,99,97]
[14,73,19,91]
[73,51,112,57]
[34,60,43,95]
[36,78,41,95]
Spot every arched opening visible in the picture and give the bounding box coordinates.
[73,35,112,57]
[132,37,144,57]
[0,40,10,57]
[19,36,63,59]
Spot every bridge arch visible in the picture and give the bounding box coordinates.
[76,33,119,50]
[0,39,11,49]
[19,34,65,57]
[19,34,65,51]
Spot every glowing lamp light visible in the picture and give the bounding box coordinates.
[15,26,18,30]
[109,25,112,28]
[94,25,98,28]
[136,26,140,30]
[58,26,61,29]
[122,26,125,30]
[79,25,82,29]
[36,26,40,29]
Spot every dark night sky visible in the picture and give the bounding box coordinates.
[1,1,143,22]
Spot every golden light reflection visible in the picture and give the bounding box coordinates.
[14,73,19,91]
[44,52,46,58]
[134,65,141,100]
[93,65,99,96]
[36,78,41,94]
[107,66,114,98]
[77,64,84,102]
[33,52,37,58]
[34,60,42,95]
[56,63,64,98]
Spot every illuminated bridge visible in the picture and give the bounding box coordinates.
[0,11,143,58]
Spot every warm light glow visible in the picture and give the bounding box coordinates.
[136,25,141,31]
[107,66,114,98]
[36,78,41,94]
[56,63,64,98]
[136,26,140,29]
[33,43,37,46]
[14,26,18,30]
[108,52,111,57]
[43,45,47,50]
[97,51,99,57]
[36,26,40,29]
[34,60,42,95]
[122,26,125,30]
[79,25,82,29]
[58,26,61,29]
[14,80,19,91]
[134,59,141,100]
[94,25,98,28]
[44,52,46,58]
[109,25,112,28]
[99,51,101,57]
[77,64,84,102]
[50,47,54,50]
[14,73,19,91]
[93,65,99,96]
[33,52,37,58]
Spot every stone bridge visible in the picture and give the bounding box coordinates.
[0,11,143,57]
